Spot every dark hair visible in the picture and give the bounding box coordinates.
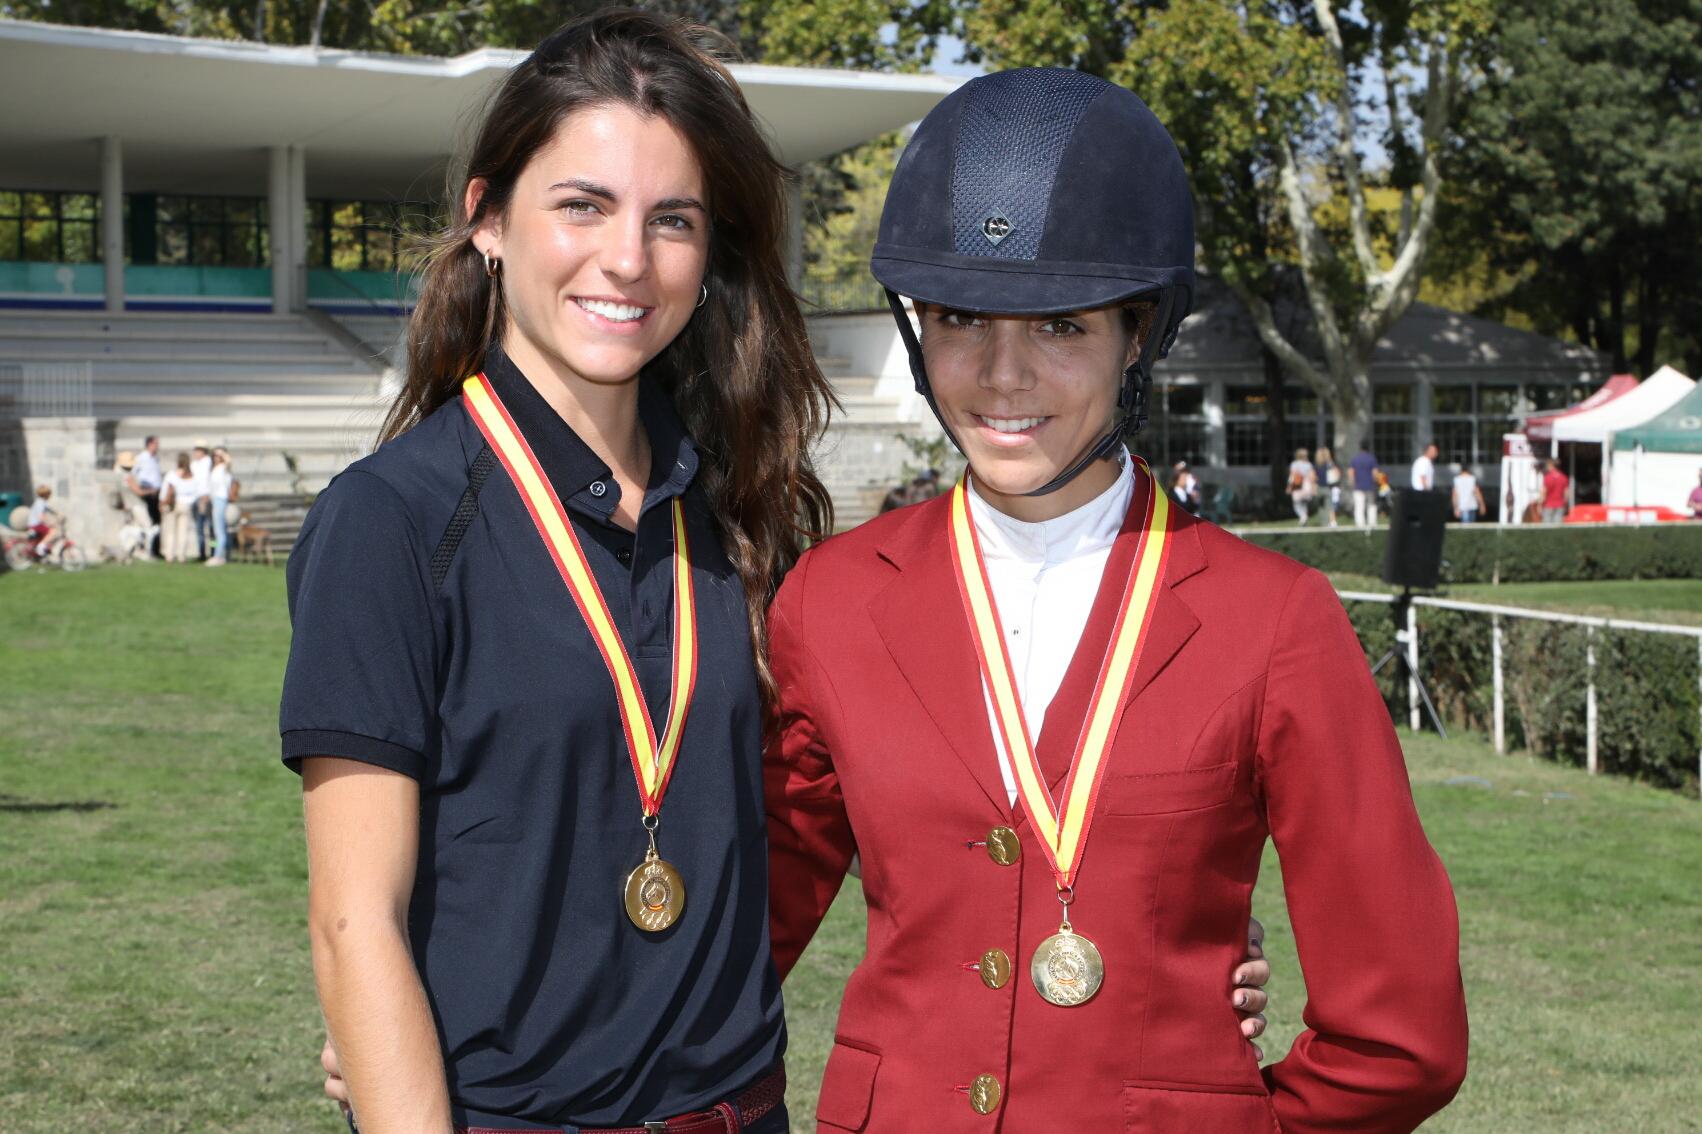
[380,8,833,715]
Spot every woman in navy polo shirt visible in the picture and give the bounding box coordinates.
[281,12,828,1132]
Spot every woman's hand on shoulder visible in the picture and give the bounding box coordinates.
[1233,916,1271,1061]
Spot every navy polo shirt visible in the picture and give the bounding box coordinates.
[279,348,786,1129]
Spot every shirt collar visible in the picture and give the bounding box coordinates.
[480,344,700,519]
[968,449,1135,570]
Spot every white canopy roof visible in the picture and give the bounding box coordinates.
[1549,365,1695,444]
[0,20,960,199]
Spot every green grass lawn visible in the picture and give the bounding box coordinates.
[3,565,1700,1131]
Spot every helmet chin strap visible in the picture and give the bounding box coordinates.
[884,288,1174,499]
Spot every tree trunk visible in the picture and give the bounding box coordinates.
[311,0,331,48]
[1635,255,1660,377]
[1330,370,1374,457]
[1604,259,1628,371]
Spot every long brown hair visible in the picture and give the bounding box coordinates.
[380,8,834,712]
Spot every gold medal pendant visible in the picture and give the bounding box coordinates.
[1031,923,1104,1007]
[624,848,685,932]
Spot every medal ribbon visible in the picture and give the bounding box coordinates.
[463,374,697,815]
[947,457,1172,889]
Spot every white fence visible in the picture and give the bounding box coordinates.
[1338,590,1702,787]
[0,361,94,418]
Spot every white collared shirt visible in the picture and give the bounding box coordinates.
[968,453,1135,806]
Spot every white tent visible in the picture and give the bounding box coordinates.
[1548,365,1695,448]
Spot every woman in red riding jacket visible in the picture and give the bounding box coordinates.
[763,68,1467,1133]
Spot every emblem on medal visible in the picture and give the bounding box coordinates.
[1031,925,1104,1007]
[625,849,686,932]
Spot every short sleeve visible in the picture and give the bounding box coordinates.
[279,469,441,780]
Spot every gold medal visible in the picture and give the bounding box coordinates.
[624,849,685,932]
[1030,924,1104,1007]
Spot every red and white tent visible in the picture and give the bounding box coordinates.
[1523,373,1639,445]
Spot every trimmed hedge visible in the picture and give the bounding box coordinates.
[1242,523,1702,583]
[1341,599,1701,795]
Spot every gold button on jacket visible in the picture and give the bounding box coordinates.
[969,1074,1002,1114]
[978,948,1012,990]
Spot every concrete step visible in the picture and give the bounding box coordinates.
[5,335,346,358]
[0,311,308,338]
[15,352,369,373]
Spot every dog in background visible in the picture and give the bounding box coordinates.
[235,514,273,566]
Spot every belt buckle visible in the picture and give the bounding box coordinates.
[643,1124,667,1133]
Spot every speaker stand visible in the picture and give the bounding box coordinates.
[1368,589,1449,739]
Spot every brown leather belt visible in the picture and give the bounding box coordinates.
[458,1065,785,1134]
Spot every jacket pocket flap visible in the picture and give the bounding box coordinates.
[1123,1081,1280,1133]
[1101,762,1237,816]
[816,1042,882,1131]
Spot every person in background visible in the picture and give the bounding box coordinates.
[1171,459,1201,514]
[1410,442,1439,492]
[160,452,198,563]
[1350,441,1380,529]
[1687,468,1702,519]
[190,441,214,561]
[1541,458,1570,523]
[1451,460,1485,524]
[1287,446,1318,524]
[1314,445,1341,528]
[26,484,64,560]
[206,447,237,567]
[129,435,164,558]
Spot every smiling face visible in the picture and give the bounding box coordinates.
[920,302,1144,521]
[471,103,710,391]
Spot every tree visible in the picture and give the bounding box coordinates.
[1443,0,1702,376]
[957,0,1489,456]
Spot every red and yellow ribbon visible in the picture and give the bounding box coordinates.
[947,458,1172,888]
[463,373,696,815]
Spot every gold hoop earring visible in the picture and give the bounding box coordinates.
[484,250,501,278]
[696,283,708,309]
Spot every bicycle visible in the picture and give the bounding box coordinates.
[3,528,88,572]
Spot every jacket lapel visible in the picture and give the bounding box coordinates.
[869,499,1013,818]
[1037,492,1208,793]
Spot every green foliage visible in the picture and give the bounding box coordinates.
[1340,598,1700,792]
[894,430,956,480]
[1242,523,1702,584]
[1443,0,1702,374]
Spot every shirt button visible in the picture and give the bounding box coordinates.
[986,826,1020,866]
[616,547,633,567]
[968,1074,1002,1115]
[978,949,1012,990]
[589,480,607,498]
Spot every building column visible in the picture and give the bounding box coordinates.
[785,178,804,292]
[286,145,308,313]
[1414,371,1435,451]
[100,137,124,312]
[268,145,291,313]
[1204,379,1228,470]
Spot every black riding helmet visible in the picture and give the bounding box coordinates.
[870,68,1195,496]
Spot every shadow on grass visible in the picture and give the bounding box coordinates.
[0,793,117,814]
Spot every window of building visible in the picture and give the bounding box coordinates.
[1136,382,1210,469]
[0,190,101,262]
[309,199,438,272]
[151,195,268,267]
[1373,418,1414,462]
[1226,421,1268,468]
